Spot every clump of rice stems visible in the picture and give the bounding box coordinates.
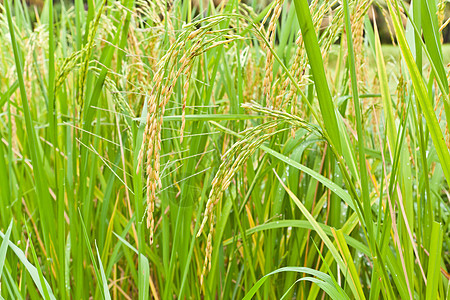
[24,25,47,101]
[277,0,338,112]
[137,16,247,243]
[197,100,318,285]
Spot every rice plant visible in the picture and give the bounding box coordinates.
[0,0,449,298]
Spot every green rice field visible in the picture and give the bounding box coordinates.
[0,0,449,298]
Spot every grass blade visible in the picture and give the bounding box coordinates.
[243,267,350,300]
[0,230,56,300]
[292,0,342,153]
[0,221,13,278]
[425,221,443,300]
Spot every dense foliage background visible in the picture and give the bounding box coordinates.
[0,0,449,299]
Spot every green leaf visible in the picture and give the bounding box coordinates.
[332,229,365,300]
[292,0,342,154]
[222,220,370,256]
[95,243,111,300]
[0,230,56,300]
[79,212,106,300]
[243,267,350,300]
[0,221,13,279]
[425,221,443,300]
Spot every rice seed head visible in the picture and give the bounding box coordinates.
[351,0,372,86]
[196,103,316,284]
[262,0,284,106]
[138,17,249,245]
[77,0,108,116]
[200,224,214,286]
[180,65,193,143]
